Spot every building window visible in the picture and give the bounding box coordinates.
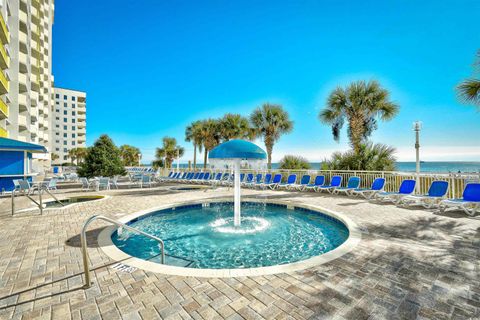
[64,156,67,160]
[55,117,59,120]
[72,141,76,146]
[64,118,67,122]
[63,133,67,137]
[63,110,67,115]
[56,132,59,136]
[64,149,67,153]
[55,94,59,98]
[56,109,59,113]
[72,111,76,116]
[56,101,59,105]
[64,95,67,100]
[64,103,67,108]
[56,125,59,128]
[64,141,67,145]
[72,119,75,123]
[56,148,59,151]
[55,140,59,143]
[72,126,76,130]
[72,133,76,138]
[72,96,76,101]
[72,104,76,108]
[63,125,67,130]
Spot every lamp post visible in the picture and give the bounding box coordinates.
[413,121,422,192]
[176,148,180,173]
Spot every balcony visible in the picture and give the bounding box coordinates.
[0,97,7,118]
[0,125,7,137]
[18,73,27,93]
[18,93,27,109]
[0,69,8,94]
[0,43,9,69]
[0,12,9,44]
[18,114,28,130]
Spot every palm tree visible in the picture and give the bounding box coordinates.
[218,113,254,141]
[155,137,185,168]
[197,119,221,168]
[75,147,88,164]
[51,153,59,163]
[325,142,396,171]
[250,103,293,168]
[278,155,311,170]
[457,50,480,107]
[68,148,78,164]
[319,80,399,154]
[185,121,203,170]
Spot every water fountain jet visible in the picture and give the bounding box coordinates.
[208,140,267,226]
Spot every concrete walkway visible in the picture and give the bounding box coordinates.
[0,184,479,319]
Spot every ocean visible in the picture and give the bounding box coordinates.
[171,161,480,173]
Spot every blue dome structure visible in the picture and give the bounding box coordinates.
[209,139,266,160]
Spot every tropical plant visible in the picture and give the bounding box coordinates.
[119,145,141,166]
[319,80,399,153]
[77,135,126,178]
[197,119,221,168]
[323,142,396,171]
[457,50,480,107]
[218,113,254,141]
[250,103,293,168]
[185,121,203,170]
[152,158,164,169]
[68,148,78,164]
[278,155,311,170]
[75,147,88,164]
[51,152,59,162]
[155,137,185,168]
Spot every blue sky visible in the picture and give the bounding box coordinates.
[53,0,480,162]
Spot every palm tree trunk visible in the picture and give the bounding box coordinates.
[193,144,197,171]
[203,149,208,169]
[349,116,365,154]
[265,137,273,169]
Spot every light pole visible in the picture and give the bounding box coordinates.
[413,121,422,192]
[176,148,180,173]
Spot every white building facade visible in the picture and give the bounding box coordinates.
[51,87,86,165]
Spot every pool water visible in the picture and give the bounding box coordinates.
[112,202,349,269]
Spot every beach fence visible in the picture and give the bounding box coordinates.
[159,167,480,199]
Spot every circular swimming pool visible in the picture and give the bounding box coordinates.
[111,201,350,270]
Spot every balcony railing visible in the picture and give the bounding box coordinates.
[0,43,9,69]
[0,69,8,94]
[0,125,7,137]
[0,13,9,44]
[0,97,8,118]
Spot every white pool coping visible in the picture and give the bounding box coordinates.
[98,197,361,278]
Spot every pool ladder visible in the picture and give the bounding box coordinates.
[81,215,165,288]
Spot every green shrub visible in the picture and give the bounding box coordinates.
[324,142,396,171]
[278,155,311,170]
[77,135,126,178]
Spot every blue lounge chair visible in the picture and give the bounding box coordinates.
[401,180,449,208]
[253,173,272,188]
[351,178,385,199]
[246,173,262,188]
[291,175,311,191]
[318,176,342,193]
[334,176,361,195]
[210,172,223,185]
[221,173,232,186]
[201,172,211,184]
[257,174,271,189]
[263,174,282,190]
[305,175,325,192]
[193,172,205,183]
[439,183,480,216]
[277,174,297,190]
[242,173,254,186]
[375,179,416,204]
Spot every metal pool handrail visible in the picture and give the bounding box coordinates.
[81,215,165,288]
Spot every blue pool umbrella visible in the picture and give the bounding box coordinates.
[209,140,267,226]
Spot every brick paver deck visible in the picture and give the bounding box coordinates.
[0,184,479,319]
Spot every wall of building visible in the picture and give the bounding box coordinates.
[51,87,87,165]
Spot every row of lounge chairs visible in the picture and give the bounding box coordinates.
[161,171,480,216]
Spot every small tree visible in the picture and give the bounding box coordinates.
[77,135,126,178]
[324,142,396,171]
[51,152,59,162]
[119,145,141,166]
[278,155,311,170]
[155,137,184,168]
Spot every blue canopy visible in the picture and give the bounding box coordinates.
[0,137,47,153]
[209,139,266,160]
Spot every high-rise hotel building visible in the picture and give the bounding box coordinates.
[51,87,86,164]
[0,0,55,147]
